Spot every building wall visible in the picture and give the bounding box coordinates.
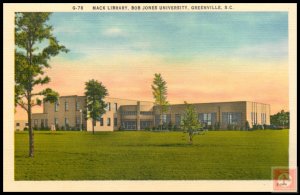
[87,98,153,132]
[15,120,28,131]
[30,95,270,131]
[120,102,154,130]
[153,101,248,129]
[246,101,271,128]
[47,96,87,130]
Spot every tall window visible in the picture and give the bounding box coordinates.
[199,113,216,126]
[100,118,104,126]
[65,101,68,111]
[76,101,80,111]
[106,102,111,111]
[54,118,58,125]
[41,119,44,127]
[175,114,181,126]
[115,103,118,111]
[107,118,111,126]
[65,118,69,126]
[16,123,20,126]
[222,112,242,125]
[76,116,80,125]
[55,101,59,112]
[34,119,38,126]
[114,118,117,126]
[45,119,48,127]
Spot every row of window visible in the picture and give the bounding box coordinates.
[251,112,267,125]
[55,101,81,112]
[16,122,29,126]
[121,111,153,115]
[121,121,153,130]
[98,117,118,127]
[154,112,242,126]
[54,101,118,112]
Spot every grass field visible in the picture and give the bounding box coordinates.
[15,130,289,180]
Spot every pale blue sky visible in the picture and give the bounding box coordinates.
[49,12,288,62]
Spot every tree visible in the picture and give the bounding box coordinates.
[85,79,108,134]
[271,110,289,128]
[15,13,68,157]
[151,73,169,130]
[180,101,202,144]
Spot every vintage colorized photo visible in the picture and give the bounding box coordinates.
[4,3,297,192]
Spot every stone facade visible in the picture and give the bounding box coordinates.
[30,95,270,131]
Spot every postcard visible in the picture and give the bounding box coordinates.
[3,3,297,192]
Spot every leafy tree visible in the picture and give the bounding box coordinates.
[271,110,289,128]
[181,101,202,144]
[85,79,108,134]
[151,73,169,130]
[15,13,68,157]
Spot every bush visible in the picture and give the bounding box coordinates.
[214,122,220,130]
[144,127,151,131]
[60,126,65,131]
[245,121,250,130]
[23,127,28,131]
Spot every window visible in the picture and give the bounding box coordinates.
[261,113,266,124]
[65,118,69,126]
[76,116,81,125]
[255,112,257,124]
[41,119,44,127]
[122,121,136,130]
[122,111,137,115]
[175,114,181,126]
[106,102,111,111]
[140,111,153,115]
[199,113,216,126]
[114,118,118,126]
[141,121,152,129]
[115,103,118,111]
[55,101,59,112]
[16,123,20,126]
[65,101,68,111]
[76,101,80,111]
[107,118,111,126]
[25,123,29,126]
[222,112,242,125]
[54,118,58,125]
[45,119,48,127]
[34,119,38,127]
[100,118,104,126]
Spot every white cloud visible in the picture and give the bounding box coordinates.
[102,27,126,37]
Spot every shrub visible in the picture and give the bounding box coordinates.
[61,126,65,131]
[168,121,173,131]
[144,127,151,131]
[214,122,221,130]
[245,121,250,130]
[23,127,28,131]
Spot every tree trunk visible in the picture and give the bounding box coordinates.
[160,106,163,131]
[92,118,95,134]
[189,132,193,144]
[28,96,34,157]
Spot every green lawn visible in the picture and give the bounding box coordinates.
[15,130,289,180]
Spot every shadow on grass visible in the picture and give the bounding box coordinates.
[121,143,193,147]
